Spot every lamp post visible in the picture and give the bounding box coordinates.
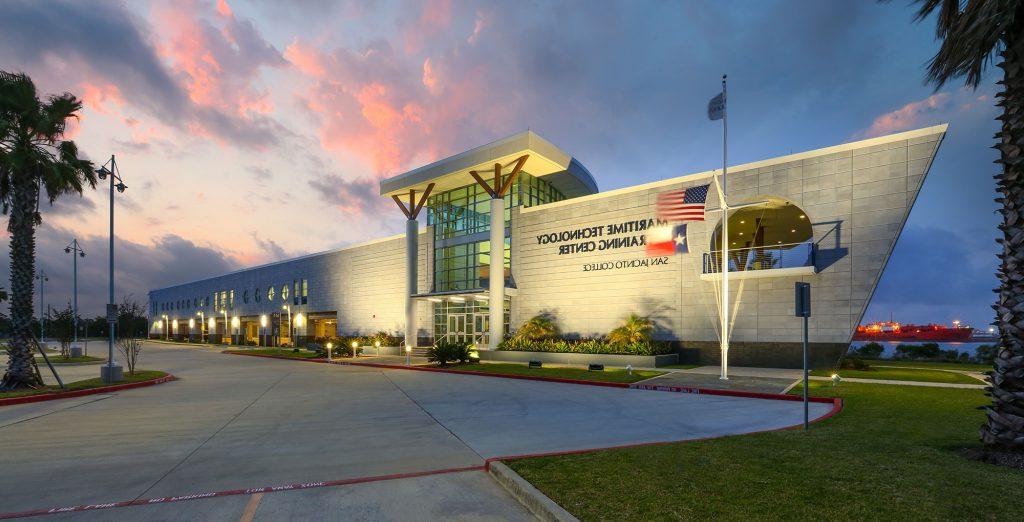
[208,317,215,342]
[260,314,267,347]
[96,155,127,383]
[231,316,240,345]
[220,309,228,345]
[196,311,205,343]
[294,313,304,347]
[188,318,195,342]
[36,269,48,343]
[161,314,169,340]
[281,305,291,347]
[64,240,85,342]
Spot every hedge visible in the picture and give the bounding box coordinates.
[497,337,673,356]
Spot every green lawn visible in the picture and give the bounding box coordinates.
[810,366,983,385]
[508,382,1021,520]
[0,370,168,399]
[871,359,991,372]
[658,364,700,370]
[439,363,664,384]
[35,355,105,364]
[224,348,321,359]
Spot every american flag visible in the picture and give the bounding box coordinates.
[656,184,710,222]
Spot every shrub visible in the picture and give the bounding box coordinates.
[840,357,871,370]
[498,336,672,356]
[514,313,559,341]
[607,314,654,346]
[428,339,472,366]
[894,343,942,360]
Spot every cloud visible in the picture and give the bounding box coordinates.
[0,223,238,318]
[308,175,387,215]
[0,0,289,149]
[861,93,951,138]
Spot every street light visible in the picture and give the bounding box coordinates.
[64,239,85,342]
[96,155,127,383]
[35,269,48,343]
[196,311,205,343]
[281,305,291,347]
[259,314,267,347]
[221,309,228,345]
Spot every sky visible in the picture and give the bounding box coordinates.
[0,0,1001,329]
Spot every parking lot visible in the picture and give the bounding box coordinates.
[0,343,830,520]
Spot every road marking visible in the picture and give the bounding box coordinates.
[239,493,263,522]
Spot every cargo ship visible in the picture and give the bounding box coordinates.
[853,320,974,342]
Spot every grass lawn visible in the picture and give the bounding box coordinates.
[0,370,168,399]
[810,366,983,385]
[508,381,1022,520]
[869,359,991,372]
[35,355,105,364]
[223,348,321,359]
[438,363,664,384]
[659,364,700,370]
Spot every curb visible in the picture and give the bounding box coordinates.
[0,374,176,407]
[486,461,578,522]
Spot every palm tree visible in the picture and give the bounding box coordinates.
[906,0,1024,450]
[514,312,559,341]
[607,314,654,346]
[0,71,96,389]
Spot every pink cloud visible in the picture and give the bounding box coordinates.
[863,93,950,137]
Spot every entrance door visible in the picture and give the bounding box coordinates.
[474,314,488,347]
[447,314,467,343]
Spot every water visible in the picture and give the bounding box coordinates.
[848,341,994,359]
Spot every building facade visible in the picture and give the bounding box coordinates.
[148,125,946,368]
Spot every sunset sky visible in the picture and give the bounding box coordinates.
[0,0,1001,329]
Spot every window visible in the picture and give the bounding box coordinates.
[434,238,511,292]
[229,290,234,309]
[427,173,564,241]
[293,280,299,305]
[301,279,308,305]
[281,284,289,301]
[255,287,261,303]
[243,290,249,304]
[267,287,275,301]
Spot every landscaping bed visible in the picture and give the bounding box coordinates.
[35,355,105,364]
[437,363,664,384]
[506,381,1021,520]
[0,370,170,400]
[223,348,321,359]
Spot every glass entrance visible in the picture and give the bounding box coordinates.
[447,314,469,343]
[433,297,510,347]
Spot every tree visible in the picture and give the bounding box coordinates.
[906,0,1024,450]
[49,303,75,359]
[0,71,96,389]
[607,314,654,346]
[116,296,147,375]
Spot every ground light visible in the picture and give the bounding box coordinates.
[326,342,333,361]
[375,340,381,357]
[831,373,841,387]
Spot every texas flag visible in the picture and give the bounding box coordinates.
[646,224,688,256]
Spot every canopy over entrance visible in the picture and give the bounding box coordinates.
[379,131,598,199]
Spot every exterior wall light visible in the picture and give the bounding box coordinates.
[208,318,215,329]
[172,319,178,331]
[231,316,240,328]
[295,313,305,328]
[260,315,268,327]
[155,320,162,329]
[189,318,195,329]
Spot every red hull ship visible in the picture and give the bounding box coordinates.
[854,320,974,342]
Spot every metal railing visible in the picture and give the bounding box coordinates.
[702,242,816,274]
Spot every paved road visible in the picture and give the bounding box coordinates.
[0,344,831,519]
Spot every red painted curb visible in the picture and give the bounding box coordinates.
[0,374,177,408]
[0,465,484,520]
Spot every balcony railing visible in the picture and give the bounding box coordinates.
[702,242,816,275]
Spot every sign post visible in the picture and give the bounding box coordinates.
[795,282,811,431]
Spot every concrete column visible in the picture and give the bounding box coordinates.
[406,218,418,348]
[489,196,504,350]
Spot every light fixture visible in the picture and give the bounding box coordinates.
[155,320,162,329]
[739,220,745,224]
[208,318,215,329]
[374,341,381,348]
[294,313,305,327]
[172,319,178,329]
[326,342,333,350]
[790,229,796,233]
[231,316,240,328]
[259,315,268,327]
[351,341,359,349]
[189,318,195,329]
[426,297,442,303]
[405,345,412,353]
[799,214,806,219]
[449,296,465,302]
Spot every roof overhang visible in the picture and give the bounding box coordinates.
[379,131,598,199]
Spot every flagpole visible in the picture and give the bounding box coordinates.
[720,74,729,381]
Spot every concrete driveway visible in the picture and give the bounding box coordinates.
[0,344,831,519]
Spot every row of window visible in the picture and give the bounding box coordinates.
[153,279,309,315]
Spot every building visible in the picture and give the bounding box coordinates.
[148,125,946,368]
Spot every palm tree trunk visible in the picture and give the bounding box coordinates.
[1,172,42,389]
[983,23,1024,450]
